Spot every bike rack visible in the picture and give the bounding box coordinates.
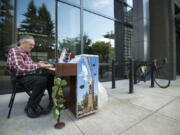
[112,60,115,89]
[111,59,134,94]
[150,60,155,88]
[129,59,134,93]
[111,58,170,94]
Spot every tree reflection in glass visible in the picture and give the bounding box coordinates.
[0,0,13,61]
[18,0,55,61]
[0,0,14,90]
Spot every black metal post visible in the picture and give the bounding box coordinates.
[100,66,103,79]
[134,60,137,84]
[151,60,155,88]
[112,60,115,89]
[129,59,134,93]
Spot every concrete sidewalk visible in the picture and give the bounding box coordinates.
[0,78,180,135]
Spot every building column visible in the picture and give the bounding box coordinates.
[114,0,125,77]
[132,0,150,61]
[150,0,176,79]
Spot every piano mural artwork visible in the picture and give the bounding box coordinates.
[77,55,98,117]
[49,54,99,118]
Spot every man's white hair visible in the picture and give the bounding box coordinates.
[19,35,34,45]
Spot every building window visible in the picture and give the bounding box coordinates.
[124,0,133,7]
[63,0,80,5]
[84,0,114,18]
[0,0,14,61]
[57,2,80,55]
[0,0,14,91]
[17,0,56,62]
[84,11,114,81]
[0,0,134,93]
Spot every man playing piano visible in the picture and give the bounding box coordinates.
[7,35,54,118]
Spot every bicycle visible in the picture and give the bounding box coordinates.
[135,58,171,88]
[135,61,151,83]
[153,58,171,88]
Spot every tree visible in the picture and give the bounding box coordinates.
[93,95,98,109]
[59,35,113,63]
[36,3,55,58]
[0,0,13,60]
[38,4,54,36]
[91,41,112,63]
[83,34,92,54]
[82,92,88,108]
[59,37,80,54]
[75,34,92,54]
[20,0,38,33]
[78,104,83,112]
[20,0,55,59]
[59,34,92,55]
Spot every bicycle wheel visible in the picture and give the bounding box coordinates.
[154,65,170,88]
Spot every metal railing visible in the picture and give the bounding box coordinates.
[111,59,165,94]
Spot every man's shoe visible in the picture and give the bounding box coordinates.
[34,105,49,115]
[34,105,44,114]
[24,106,41,118]
[33,102,53,115]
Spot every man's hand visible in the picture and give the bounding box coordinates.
[40,63,54,68]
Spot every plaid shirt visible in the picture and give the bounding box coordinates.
[7,46,41,76]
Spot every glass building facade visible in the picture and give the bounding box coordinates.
[0,0,133,92]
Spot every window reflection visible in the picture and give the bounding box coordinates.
[124,0,133,7]
[0,0,14,61]
[0,0,14,90]
[124,6,133,25]
[0,0,134,87]
[58,2,80,55]
[84,11,114,62]
[84,0,114,17]
[84,11,114,81]
[17,0,56,62]
[63,0,80,5]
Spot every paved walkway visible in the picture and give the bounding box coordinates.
[0,78,180,135]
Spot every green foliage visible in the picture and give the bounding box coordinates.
[59,34,113,63]
[58,90,63,96]
[59,34,92,55]
[61,80,67,86]
[60,37,80,54]
[91,41,112,63]
[83,34,92,54]
[82,92,88,108]
[52,77,67,121]
[54,78,61,86]
[93,95,98,109]
[78,104,83,112]
[53,109,58,120]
